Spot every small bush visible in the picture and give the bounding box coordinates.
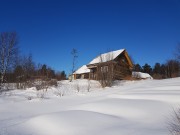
[37,90,47,99]
[48,79,58,87]
[27,96,32,100]
[35,79,58,91]
[16,80,34,89]
[35,82,48,90]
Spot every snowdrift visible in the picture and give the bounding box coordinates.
[0,78,180,135]
[132,71,153,79]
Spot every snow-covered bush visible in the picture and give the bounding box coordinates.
[132,72,153,79]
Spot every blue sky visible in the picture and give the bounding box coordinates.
[0,0,180,74]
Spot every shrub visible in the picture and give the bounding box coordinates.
[168,107,180,135]
[35,79,58,91]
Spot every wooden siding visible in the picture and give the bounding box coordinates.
[83,50,133,80]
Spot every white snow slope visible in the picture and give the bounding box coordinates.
[0,78,180,135]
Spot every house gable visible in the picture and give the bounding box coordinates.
[114,50,133,68]
[89,49,125,65]
[87,49,133,68]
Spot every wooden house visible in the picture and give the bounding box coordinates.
[73,49,133,80]
[73,65,90,79]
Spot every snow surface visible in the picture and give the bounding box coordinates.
[132,72,153,79]
[0,78,180,135]
[73,65,90,74]
[89,49,125,64]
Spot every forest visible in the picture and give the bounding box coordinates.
[0,32,66,90]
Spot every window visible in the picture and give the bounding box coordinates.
[101,66,108,73]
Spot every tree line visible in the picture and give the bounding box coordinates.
[133,59,180,79]
[0,31,179,90]
[0,32,66,90]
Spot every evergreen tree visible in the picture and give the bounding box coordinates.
[160,64,167,78]
[41,64,47,77]
[47,67,55,79]
[14,65,24,82]
[55,71,67,80]
[142,63,152,74]
[61,71,66,80]
[153,63,161,74]
[133,64,142,72]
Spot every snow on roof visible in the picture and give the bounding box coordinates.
[89,49,125,64]
[73,65,90,74]
[132,72,153,79]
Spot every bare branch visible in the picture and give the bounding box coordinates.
[0,32,18,90]
[70,48,78,82]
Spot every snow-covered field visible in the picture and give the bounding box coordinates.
[0,78,180,135]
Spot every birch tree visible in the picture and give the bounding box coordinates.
[0,32,18,89]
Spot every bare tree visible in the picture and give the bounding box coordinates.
[70,48,78,82]
[175,43,180,62]
[166,59,179,78]
[174,44,180,77]
[22,54,35,79]
[18,54,36,88]
[0,32,18,89]
[168,107,180,135]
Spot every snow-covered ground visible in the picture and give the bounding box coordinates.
[0,78,180,135]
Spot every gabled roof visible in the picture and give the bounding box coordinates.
[73,49,133,75]
[89,49,125,65]
[73,65,90,74]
